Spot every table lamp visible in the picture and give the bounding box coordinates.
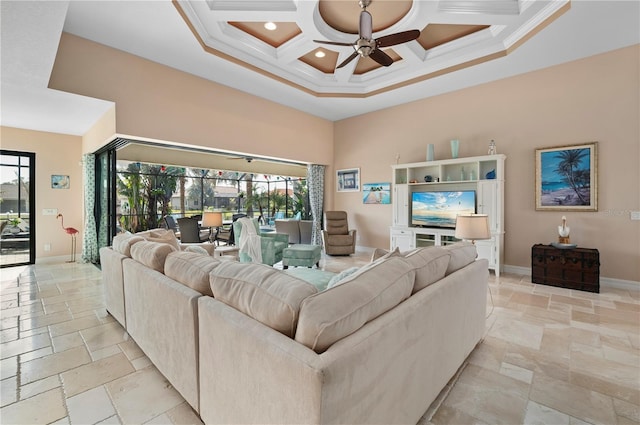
[455,214,491,244]
[202,211,223,243]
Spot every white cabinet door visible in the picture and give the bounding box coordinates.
[390,228,413,251]
[393,184,409,227]
[475,239,496,268]
[477,180,498,233]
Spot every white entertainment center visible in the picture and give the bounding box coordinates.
[391,154,505,276]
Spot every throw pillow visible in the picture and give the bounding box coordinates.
[144,229,180,251]
[295,256,414,353]
[111,233,145,256]
[326,267,360,289]
[370,248,388,262]
[184,245,209,255]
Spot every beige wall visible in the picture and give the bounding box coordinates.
[50,33,334,167]
[1,126,84,260]
[334,45,639,283]
[82,106,116,154]
[30,32,640,282]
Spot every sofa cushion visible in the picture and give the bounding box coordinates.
[112,233,145,257]
[165,251,221,296]
[403,247,451,293]
[444,242,477,275]
[209,262,318,337]
[130,241,177,273]
[295,256,415,353]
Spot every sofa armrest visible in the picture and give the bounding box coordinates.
[198,297,324,425]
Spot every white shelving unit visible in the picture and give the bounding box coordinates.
[391,154,505,275]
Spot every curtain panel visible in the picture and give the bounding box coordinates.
[307,164,325,246]
[81,154,99,263]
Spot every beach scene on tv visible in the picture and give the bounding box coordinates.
[411,191,476,228]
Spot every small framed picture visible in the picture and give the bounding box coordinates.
[363,183,391,204]
[535,142,597,211]
[337,168,360,192]
[51,175,70,189]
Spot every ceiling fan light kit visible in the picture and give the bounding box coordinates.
[314,0,420,70]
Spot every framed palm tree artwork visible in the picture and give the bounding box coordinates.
[535,142,598,211]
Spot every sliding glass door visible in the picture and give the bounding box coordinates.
[0,150,36,267]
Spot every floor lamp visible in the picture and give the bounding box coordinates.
[202,212,223,244]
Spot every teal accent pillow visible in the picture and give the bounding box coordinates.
[327,267,361,289]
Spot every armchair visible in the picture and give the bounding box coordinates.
[176,217,208,243]
[322,211,356,255]
[232,217,289,266]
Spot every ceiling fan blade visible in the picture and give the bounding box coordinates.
[376,29,420,48]
[313,40,355,47]
[336,51,359,69]
[369,49,394,67]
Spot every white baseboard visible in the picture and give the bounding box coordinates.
[502,264,639,292]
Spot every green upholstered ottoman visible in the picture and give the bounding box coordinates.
[282,244,322,269]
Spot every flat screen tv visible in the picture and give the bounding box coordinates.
[411,190,476,228]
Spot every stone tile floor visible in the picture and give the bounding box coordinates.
[0,248,638,424]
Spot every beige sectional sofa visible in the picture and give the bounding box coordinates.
[100,235,488,424]
[100,229,214,328]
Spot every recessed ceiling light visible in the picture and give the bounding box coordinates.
[315,50,326,58]
[264,22,277,31]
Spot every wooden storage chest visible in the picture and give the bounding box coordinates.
[531,244,600,293]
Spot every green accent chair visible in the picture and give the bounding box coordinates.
[233,218,289,266]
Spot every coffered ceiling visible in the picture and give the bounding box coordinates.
[174,0,569,97]
[1,1,639,136]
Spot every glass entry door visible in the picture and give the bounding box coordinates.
[0,150,35,267]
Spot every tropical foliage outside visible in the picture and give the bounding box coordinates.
[116,161,309,233]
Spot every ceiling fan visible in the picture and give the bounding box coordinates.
[314,0,420,69]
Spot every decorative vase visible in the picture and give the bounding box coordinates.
[488,139,497,155]
[450,139,459,158]
[426,144,435,161]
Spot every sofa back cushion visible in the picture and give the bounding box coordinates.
[209,262,318,337]
[112,233,145,257]
[403,247,451,293]
[295,256,415,353]
[130,241,177,273]
[444,242,477,275]
[165,251,221,296]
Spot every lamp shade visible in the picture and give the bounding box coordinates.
[202,211,223,228]
[455,214,490,241]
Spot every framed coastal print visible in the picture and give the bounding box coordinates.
[363,182,391,204]
[535,142,598,211]
[51,175,70,189]
[337,168,360,192]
